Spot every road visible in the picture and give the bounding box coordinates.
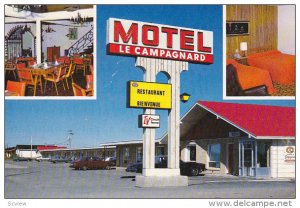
[4,160,295,199]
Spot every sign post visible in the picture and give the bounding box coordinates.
[107,18,213,187]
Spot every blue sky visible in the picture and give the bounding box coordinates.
[4,5,295,148]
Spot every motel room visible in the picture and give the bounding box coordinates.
[226,5,295,96]
[4,5,95,96]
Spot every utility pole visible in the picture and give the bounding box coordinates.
[67,130,73,149]
[30,136,32,159]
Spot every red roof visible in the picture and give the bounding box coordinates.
[197,101,295,137]
[37,146,67,151]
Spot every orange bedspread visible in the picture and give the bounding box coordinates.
[248,50,295,84]
[227,59,275,94]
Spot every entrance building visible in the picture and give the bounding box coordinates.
[161,101,295,178]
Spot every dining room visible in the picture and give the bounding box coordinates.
[4,4,95,97]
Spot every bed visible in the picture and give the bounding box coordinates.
[227,59,275,94]
[247,50,295,84]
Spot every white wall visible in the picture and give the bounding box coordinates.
[16,150,40,158]
[42,23,93,59]
[278,5,295,55]
[270,140,295,178]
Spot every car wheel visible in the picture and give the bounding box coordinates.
[190,167,199,176]
[82,166,87,171]
[105,165,111,170]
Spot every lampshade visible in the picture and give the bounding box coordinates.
[240,42,248,51]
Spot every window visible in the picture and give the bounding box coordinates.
[188,145,196,161]
[208,143,221,168]
[257,141,271,168]
[136,146,143,162]
[155,146,165,156]
[123,147,130,165]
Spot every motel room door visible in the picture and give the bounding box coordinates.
[239,141,255,177]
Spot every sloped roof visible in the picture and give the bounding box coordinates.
[197,101,295,138]
[37,146,67,151]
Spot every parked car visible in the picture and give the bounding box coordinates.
[13,156,32,162]
[180,161,206,176]
[50,157,71,163]
[71,156,115,170]
[126,156,167,173]
[126,162,142,173]
[126,157,205,176]
[35,156,51,162]
[105,157,116,166]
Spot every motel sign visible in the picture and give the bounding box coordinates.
[107,18,213,64]
[107,17,213,187]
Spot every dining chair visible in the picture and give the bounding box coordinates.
[57,57,65,64]
[64,63,76,89]
[89,65,94,75]
[73,57,85,76]
[44,66,67,96]
[5,61,17,80]
[85,74,94,96]
[16,67,42,96]
[6,80,26,96]
[72,82,87,96]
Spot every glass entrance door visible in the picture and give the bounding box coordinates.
[239,141,255,176]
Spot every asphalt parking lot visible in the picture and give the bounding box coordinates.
[4,160,295,199]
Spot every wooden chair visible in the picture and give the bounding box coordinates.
[71,75,94,97]
[64,63,76,89]
[89,65,94,75]
[44,66,67,96]
[6,80,26,96]
[16,67,42,96]
[73,57,85,76]
[5,61,17,80]
[85,74,94,96]
[72,83,87,96]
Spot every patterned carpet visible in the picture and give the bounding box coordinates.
[271,82,295,96]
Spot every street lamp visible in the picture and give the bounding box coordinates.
[180,93,191,103]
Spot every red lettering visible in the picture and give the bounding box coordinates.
[114,21,138,44]
[180,30,194,51]
[197,32,212,53]
[144,116,151,125]
[142,25,159,46]
[161,27,178,48]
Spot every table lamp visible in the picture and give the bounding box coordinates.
[240,42,248,57]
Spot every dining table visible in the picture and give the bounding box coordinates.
[28,62,62,96]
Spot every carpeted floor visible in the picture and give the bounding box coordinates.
[271,82,295,96]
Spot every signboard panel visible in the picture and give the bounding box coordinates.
[139,114,160,128]
[107,18,213,64]
[128,81,172,109]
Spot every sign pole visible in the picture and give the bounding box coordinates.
[135,57,188,187]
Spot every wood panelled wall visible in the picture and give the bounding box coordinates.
[226,5,278,57]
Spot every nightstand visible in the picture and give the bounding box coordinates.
[235,56,248,65]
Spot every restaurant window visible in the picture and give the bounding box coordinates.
[136,146,143,162]
[257,141,271,167]
[123,147,130,165]
[188,145,196,161]
[208,143,221,168]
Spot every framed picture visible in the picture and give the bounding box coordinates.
[226,21,249,36]
[69,28,78,40]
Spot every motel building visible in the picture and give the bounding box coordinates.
[172,101,295,178]
[98,101,295,179]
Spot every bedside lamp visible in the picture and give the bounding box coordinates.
[240,42,248,57]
